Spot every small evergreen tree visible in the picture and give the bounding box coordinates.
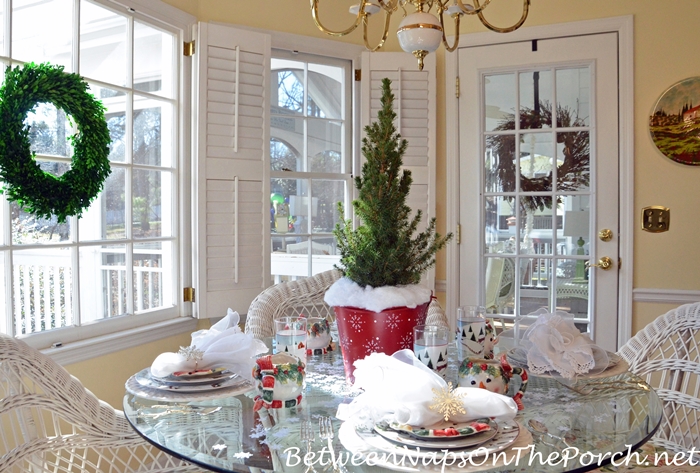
[334,78,452,288]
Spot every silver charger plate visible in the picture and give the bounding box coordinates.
[374,418,498,449]
[133,368,243,392]
[125,374,254,402]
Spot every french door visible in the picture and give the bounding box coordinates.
[458,33,619,351]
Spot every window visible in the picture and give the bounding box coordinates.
[0,0,186,349]
[269,50,352,283]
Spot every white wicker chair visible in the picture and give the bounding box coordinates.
[618,302,700,458]
[0,333,204,473]
[244,269,449,339]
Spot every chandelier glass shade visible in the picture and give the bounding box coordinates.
[310,0,530,70]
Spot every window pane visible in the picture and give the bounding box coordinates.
[308,63,343,119]
[13,0,72,69]
[557,131,590,191]
[271,178,297,235]
[485,133,516,192]
[27,103,72,158]
[14,247,73,335]
[519,70,552,129]
[80,0,127,87]
[133,169,171,238]
[556,67,590,127]
[310,179,344,233]
[308,120,342,173]
[485,73,515,132]
[11,168,72,245]
[134,241,171,312]
[134,21,175,98]
[90,85,127,162]
[271,61,305,115]
[79,167,126,241]
[134,97,173,167]
[80,244,126,322]
[271,138,299,171]
[484,196,514,254]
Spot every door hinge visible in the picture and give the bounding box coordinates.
[455,76,460,99]
[183,287,195,302]
[354,69,361,81]
[183,41,195,57]
[456,223,461,244]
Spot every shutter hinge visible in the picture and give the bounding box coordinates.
[456,223,461,245]
[354,69,361,81]
[183,287,196,302]
[183,41,195,57]
[455,76,460,99]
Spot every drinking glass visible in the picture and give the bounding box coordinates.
[456,305,487,360]
[413,325,450,378]
[275,316,307,360]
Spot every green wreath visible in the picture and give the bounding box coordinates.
[0,62,111,223]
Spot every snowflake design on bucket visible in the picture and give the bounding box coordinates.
[385,313,400,330]
[364,337,381,353]
[400,332,413,350]
[348,314,364,330]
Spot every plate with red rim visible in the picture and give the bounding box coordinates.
[373,418,498,449]
[387,418,494,440]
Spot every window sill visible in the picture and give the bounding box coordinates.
[41,317,199,366]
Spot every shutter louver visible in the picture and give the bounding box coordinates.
[362,52,437,288]
[195,23,271,318]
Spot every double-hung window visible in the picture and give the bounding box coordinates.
[269,51,352,283]
[0,0,191,350]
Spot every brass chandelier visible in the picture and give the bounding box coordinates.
[311,0,530,70]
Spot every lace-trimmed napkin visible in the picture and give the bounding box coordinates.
[336,350,517,427]
[150,309,268,381]
[520,309,609,379]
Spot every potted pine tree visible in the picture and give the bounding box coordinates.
[324,78,452,382]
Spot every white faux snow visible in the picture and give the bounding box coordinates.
[323,277,431,312]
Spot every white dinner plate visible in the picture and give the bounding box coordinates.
[373,418,498,449]
[351,418,520,460]
[148,369,237,387]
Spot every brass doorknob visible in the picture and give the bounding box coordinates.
[586,256,613,270]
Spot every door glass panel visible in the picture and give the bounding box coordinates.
[484,73,516,131]
[484,196,515,254]
[557,131,590,191]
[556,67,590,127]
[520,132,554,190]
[485,134,516,192]
[484,256,516,315]
[520,70,552,129]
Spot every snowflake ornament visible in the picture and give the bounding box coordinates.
[429,382,466,421]
[178,345,204,368]
[233,452,253,459]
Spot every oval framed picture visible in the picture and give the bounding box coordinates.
[649,76,700,165]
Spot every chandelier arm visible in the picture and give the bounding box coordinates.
[439,9,461,52]
[310,0,364,36]
[476,0,530,33]
[362,9,392,52]
[453,0,493,15]
[377,0,400,13]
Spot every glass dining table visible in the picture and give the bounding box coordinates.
[123,340,662,473]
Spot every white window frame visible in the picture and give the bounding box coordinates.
[0,0,198,364]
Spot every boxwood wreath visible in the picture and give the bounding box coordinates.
[0,62,111,223]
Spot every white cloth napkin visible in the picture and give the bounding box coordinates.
[336,350,518,427]
[150,309,268,380]
[521,309,608,379]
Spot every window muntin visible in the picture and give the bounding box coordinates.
[0,0,181,345]
[269,51,351,282]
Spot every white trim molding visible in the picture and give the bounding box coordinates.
[41,317,198,366]
[633,288,700,304]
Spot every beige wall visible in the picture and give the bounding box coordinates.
[67,0,700,407]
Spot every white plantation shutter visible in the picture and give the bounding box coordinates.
[195,23,271,318]
[361,52,437,288]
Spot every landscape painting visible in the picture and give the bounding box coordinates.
[649,76,700,165]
